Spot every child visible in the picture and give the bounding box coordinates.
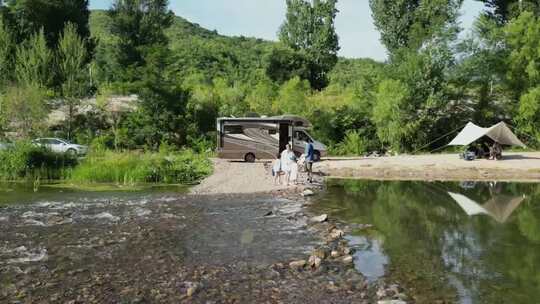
[272,153,282,185]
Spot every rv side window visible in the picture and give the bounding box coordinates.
[224,125,243,134]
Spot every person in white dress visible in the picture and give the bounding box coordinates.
[280,144,297,186]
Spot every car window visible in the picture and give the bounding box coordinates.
[51,139,62,145]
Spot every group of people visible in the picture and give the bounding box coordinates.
[467,141,503,160]
[272,142,315,186]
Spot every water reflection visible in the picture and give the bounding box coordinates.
[313,179,540,304]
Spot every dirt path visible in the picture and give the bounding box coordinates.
[316,152,540,181]
[191,159,309,194]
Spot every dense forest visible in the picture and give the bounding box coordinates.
[0,0,539,155]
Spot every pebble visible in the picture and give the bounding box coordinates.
[301,189,315,197]
[289,260,307,269]
[330,250,340,258]
[329,229,344,240]
[308,255,322,268]
[342,255,353,264]
[377,300,407,304]
[310,214,328,223]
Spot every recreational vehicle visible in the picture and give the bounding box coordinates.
[216,116,326,162]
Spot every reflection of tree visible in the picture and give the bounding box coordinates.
[316,179,540,304]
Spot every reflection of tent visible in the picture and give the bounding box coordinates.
[448,192,525,223]
[448,122,526,147]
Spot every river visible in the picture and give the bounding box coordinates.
[311,179,540,304]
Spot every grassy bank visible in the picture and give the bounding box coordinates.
[0,142,212,186]
[0,142,77,181]
[70,149,212,185]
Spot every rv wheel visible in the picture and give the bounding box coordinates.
[244,153,256,163]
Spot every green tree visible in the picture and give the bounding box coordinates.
[273,76,311,115]
[279,0,340,90]
[264,44,311,85]
[1,0,91,48]
[372,79,410,152]
[517,87,540,145]
[246,77,278,115]
[107,0,173,84]
[58,22,90,139]
[477,0,540,23]
[0,84,47,137]
[15,28,52,87]
[370,0,462,56]
[0,16,13,87]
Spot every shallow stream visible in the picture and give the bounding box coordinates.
[311,179,540,304]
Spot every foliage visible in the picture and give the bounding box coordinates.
[0,141,78,180]
[0,16,13,86]
[58,22,90,139]
[332,130,370,156]
[477,0,540,23]
[0,84,47,138]
[279,0,339,89]
[14,29,53,87]
[0,0,91,48]
[369,0,462,56]
[106,0,173,84]
[273,76,311,115]
[506,12,540,146]
[70,149,212,184]
[372,79,411,152]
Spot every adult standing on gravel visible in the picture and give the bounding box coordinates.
[281,144,296,186]
[305,141,314,183]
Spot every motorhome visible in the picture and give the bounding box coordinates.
[216,116,326,162]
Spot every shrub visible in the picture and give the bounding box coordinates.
[0,141,78,180]
[69,149,212,185]
[332,130,370,156]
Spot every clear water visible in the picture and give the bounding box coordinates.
[312,179,540,304]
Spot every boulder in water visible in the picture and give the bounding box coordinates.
[310,214,328,223]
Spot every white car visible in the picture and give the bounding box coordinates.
[32,138,88,156]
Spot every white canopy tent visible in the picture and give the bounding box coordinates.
[448,122,526,147]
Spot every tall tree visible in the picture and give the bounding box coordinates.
[477,0,540,23]
[506,12,540,145]
[1,0,91,47]
[15,28,52,87]
[279,0,340,90]
[370,0,462,56]
[58,23,89,139]
[108,0,173,83]
[0,16,13,87]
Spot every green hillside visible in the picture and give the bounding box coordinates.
[90,10,276,84]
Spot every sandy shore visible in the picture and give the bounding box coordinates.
[316,152,540,182]
[191,159,314,194]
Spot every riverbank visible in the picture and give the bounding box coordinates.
[317,152,540,182]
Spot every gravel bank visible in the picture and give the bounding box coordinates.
[317,152,540,182]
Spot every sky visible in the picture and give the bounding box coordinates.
[89,0,486,62]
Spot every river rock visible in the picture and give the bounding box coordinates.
[377,301,407,304]
[312,247,328,259]
[342,255,353,264]
[329,229,344,240]
[301,189,315,197]
[308,255,322,268]
[310,214,328,223]
[289,260,307,269]
[330,250,340,258]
